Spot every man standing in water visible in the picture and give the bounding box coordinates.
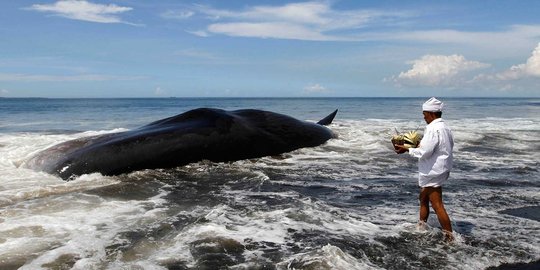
[395,97,454,242]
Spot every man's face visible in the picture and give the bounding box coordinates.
[423,111,436,124]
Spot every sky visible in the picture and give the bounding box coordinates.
[1,0,540,98]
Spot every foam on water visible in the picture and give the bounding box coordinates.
[0,112,539,269]
[278,244,382,270]
[1,188,172,268]
[0,131,166,268]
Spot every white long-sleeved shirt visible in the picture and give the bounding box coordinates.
[408,118,454,187]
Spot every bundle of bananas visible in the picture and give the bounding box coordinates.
[391,130,422,149]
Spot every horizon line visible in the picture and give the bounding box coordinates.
[1,96,539,99]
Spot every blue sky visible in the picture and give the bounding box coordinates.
[1,0,540,97]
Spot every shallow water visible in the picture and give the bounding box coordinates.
[0,98,539,269]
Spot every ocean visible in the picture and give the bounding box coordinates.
[0,97,539,270]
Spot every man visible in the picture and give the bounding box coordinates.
[395,97,454,242]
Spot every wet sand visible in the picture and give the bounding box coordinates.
[499,206,540,222]
[490,206,540,269]
[488,260,540,270]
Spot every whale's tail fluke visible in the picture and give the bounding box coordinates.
[317,109,338,126]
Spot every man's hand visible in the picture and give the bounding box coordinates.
[394,144,409,154]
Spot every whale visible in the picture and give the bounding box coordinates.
[23,108,338,180]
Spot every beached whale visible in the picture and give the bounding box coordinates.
[23,108,338,180]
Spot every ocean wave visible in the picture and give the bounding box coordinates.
[0,116,539,269]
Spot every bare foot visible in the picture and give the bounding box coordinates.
[416,220,428,231]
[443,230,454,243]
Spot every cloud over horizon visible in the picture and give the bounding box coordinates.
[391,55,489,87]
[304,83,330,93]
[27,0,136,25]
[390,43,540,92]
[479,42,540,81]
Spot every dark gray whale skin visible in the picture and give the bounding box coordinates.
[24,108,338,180]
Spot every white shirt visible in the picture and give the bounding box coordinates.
[408,118,454,187]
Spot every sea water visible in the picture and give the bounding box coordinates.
[0,97,539,269]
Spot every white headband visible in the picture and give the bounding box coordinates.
[422,97,444,112]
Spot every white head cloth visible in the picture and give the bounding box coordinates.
[422,97,444,112]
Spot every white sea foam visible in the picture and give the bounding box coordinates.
[1,187,171,269]
[0,114,539,269]
[0,130,171,268]
[277,244,383,270]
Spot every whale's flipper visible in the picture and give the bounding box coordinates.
[317,109,338,126]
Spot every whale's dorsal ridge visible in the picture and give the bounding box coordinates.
[144,108,227,127]
[317,109,338,126]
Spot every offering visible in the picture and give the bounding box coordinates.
[391,130,422,150]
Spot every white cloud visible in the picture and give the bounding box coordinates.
[0,73,144,82]
[1,89,9,95]
[389,43,540,92]
[481,42,540,81]
[377,25,540,56]
[174,49,217,60]
[385,26,540,47]
[173,2,540,56]
[186,30,209,37]
[208,22,331,41]
[200,2,331,25]
[27,0,135,25]
[160,10,194,20]
[391,54,489,87]
[466,42,540,92]
[181,2,411,41]
[304,83,330,93]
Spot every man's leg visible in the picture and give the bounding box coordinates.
[418,187,431,223]
[428,187,453,241]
